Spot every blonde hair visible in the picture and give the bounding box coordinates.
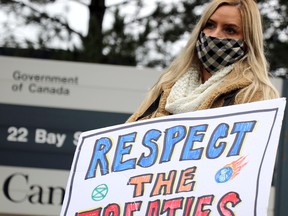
[134,0,279,116]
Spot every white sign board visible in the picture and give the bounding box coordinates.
[0,166,69,215]
[0,56,160,215]
[0,56,161,113]
[61,98,286,216]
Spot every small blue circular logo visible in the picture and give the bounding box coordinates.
[91,184,108,201]
[215,166,233,183]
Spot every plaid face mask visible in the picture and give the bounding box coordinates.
[196,32,245,74]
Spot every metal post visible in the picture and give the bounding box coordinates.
[275,79,288,216]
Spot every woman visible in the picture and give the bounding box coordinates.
[127,0,279,122]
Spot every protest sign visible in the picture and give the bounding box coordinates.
[61,98,286,216]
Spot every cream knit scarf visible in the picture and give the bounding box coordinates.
[165,65,233,114]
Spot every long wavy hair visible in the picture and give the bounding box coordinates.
[134,0,279,116]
